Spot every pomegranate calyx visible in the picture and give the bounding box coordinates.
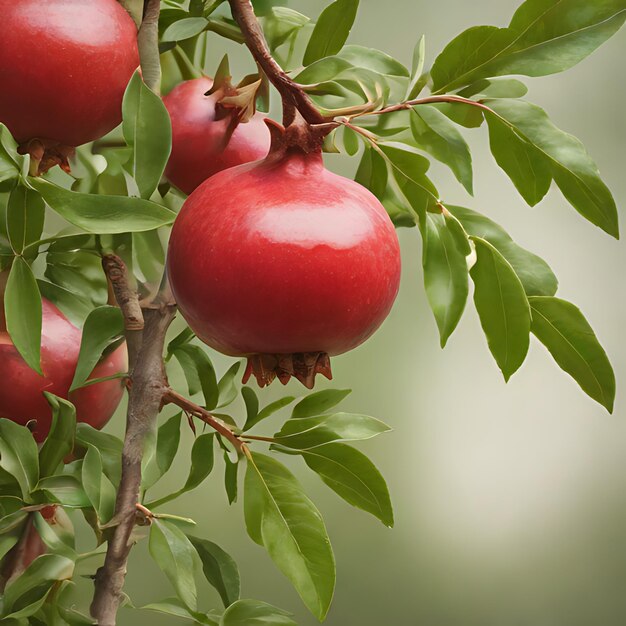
[243,352,333,389]
[265,114,338,159]
[18,139,74,176]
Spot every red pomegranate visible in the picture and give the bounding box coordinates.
[0,0,139,173]
[164,77,271,194]
[167,119,401,388]
[0,298,128,442]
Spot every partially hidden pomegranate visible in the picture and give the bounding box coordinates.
[167,119,401,388]
[164,77,271,194]
[0,0,139,173]
[0,298,128,442]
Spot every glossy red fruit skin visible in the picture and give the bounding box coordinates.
[163,78,271,194]
[0,0,139,147]
[0,299,128,442]
[167,149,401,359]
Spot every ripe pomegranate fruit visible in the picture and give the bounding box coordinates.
[0,298,128,442]
[0,0,139,173]
[167,118,401,388]
[164,77,271,194]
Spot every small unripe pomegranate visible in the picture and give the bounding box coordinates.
[0,299,128,442]
[0,0,139,173]
[167,119,401,388]
[164,77,271,194]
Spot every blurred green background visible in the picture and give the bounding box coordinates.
[105,1,626,623]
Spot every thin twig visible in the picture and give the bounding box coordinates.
[228,0,326,125]
[162,388,244,451]
[137,0,162,93]
[353,94,494,118]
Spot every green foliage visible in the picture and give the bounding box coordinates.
[244,451,335,620]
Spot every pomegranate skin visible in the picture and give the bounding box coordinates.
[0,299,128,442]
[0,0,139,147]
[164,78,271,194]
[167,150,401,366]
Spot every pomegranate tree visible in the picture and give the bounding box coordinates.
[0,298,127,441]
[168,119,401,387]
[0,0,622,624]
[164,77,271,194]
[0,0,139,173]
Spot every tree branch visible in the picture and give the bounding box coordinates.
[228,0,326,125]
[90,258,176,626]
[162,388,244,451]
[137,0,162,93]
[353,94,494,118]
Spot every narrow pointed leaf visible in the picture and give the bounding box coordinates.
[448,205,558,297]
[420,212,469,347]
[291,389,350,418]
[410,107,473,194]
[0,419,39,499]
[38,394,76,478]
[486,99,618,237]
[470,237,531,380]
[28,178,175,234]
[529,296,615,411]
[190,536,241,608]
[6,185,45,255]
[303,0,360,66]
[220,600,296,626]
[244,452,335,620]
[5,256,42,374]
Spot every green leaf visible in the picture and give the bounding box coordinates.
[338,45,408,77]
[220,600,296,626]
[6,184,45,255]
[291,389,350,418]
[167,326,195,356]
[275,412,391,450]
[149,519,198,610]
[431,1,626,93]
[447,205,558,297]
[485,99,618,237]
[420,212,469,347]
[82,446,103,516]
[0,419,39,500]
[263,7,310,51]
[189,536,240,608]
[156,415,183,478]
[141,598,220,625]
[244,452,335,620]
[183,433,215,491]
[470,237,531,380]
[217,362,241,408]
[378,142,439,203]
[38,394,76,478]
[485,108,552,206]
[162,16,209,42]
[303,0,359,66]
[224,452,238,504]
[242,387,260,431]
[458,77,528,99]
[37,280,93,328]
[28,178,175,234]
[36,475,91,508]
[5,256,42,374]
[295,442,393,527]
[407,35,426,99]
[173,344,219,409]
[31,512,76,560]
[70,306,124,391]
[529,296,615,412]
[410,107,473,194]
[75,424,123,485]
[3,554,74,617]
[122,72,172,199]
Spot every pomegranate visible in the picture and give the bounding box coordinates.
[167,119,401,388]
[0,298,128,442]
[0,0,139,173]
[164,77,271,194]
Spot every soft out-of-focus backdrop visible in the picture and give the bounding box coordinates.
[105,1,626,624]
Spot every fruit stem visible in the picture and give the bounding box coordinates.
[228,0,326,126]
